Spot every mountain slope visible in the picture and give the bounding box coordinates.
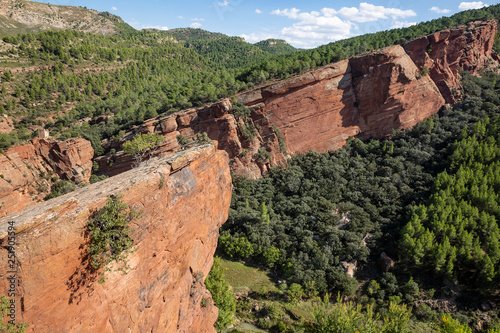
[254,38,297,55]
[0,0,133,37]
[166,27,228,42]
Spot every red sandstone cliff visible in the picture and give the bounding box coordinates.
[0,144,231,332]
[0,137,93,217]
[405,20,498,103]
[94,20,497,179]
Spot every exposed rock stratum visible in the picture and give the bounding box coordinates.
[0,144,231,332]
[95,20,498,179]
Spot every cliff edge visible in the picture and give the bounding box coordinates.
[95,20,498,179]
[0,144,231,332]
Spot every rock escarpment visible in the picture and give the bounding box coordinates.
[0,137,93,217]
[0,144,231,332]
[97,20,497,178]
[0,0,121,36]
[405,20,498,103]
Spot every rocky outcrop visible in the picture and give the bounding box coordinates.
[405,20,498,103]
[0,137,93,217]
[0,0,121,37]
[0,144,231,332]
[95,20,497,178]
[350,45,445,139]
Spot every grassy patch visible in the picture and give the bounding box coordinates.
[219,259,276,294]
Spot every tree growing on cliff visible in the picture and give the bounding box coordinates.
[87,195,141,283]
[123,132,164,167]
[205,257,236,331]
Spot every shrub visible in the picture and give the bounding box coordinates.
[87,195,141,283]
[123,132,164,166]
[205,257,236,330]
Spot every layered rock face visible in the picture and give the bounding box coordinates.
[405,20,498,103]
[0,144,231,332]
[350,45,445,139]
[93,20,497,178]
[0,137,93,217]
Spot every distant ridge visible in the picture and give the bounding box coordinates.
[254,39,297,55]
[166,28,228,42]
[0,0,134,37]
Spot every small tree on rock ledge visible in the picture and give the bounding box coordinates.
[123,133,165,167]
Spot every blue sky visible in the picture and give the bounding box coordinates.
[41,0,493,48]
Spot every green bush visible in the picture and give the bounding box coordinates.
[123,132,164,165]
[205,257,236,331]
[87,195,141,283]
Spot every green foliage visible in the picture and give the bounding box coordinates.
[309,294,413,333]
[273,126,288,154]
[196,132,212,144]
[309,294,380,333]
[421,66,430,76]
[0,296,28,333]
[381,301,412,333]
[87,195,141,282]
[205,257,236,331]
[254,39,297,55]
[262,246,280,268]
[401,116,500,287]
[44,180,76,200]
[177,134,189,146]
[287,283,304,304]
[123,133,164,165]
[219,232,254,259]
[255,148,271,162]
[440,314,472,333]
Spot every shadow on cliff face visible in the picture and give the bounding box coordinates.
[66,221,100,305]
[338,73,360,128]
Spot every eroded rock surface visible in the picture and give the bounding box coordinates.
[405,20,498,103]
[0,144,231,332]
[0,137,93,217]
[91,20,499,179]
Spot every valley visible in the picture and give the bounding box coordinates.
[0,1,499,332]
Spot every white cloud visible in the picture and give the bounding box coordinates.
[390,21,417,29]
[191,18,205,21]
[177,16,184,19]
[240,32,277,43]
[334,3,416,23]
[429,6,450,14]
[218,0,229,6]
[270,3,416,48]
[458,1,488,10]
[255,9,262,14]
[111,6,117,11]
[190,22,202,28]
[144,25,169,31]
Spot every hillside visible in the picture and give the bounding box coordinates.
[166,27,228,42]
[0,3,500,332]
[0,0,132,37]
[254,38,297,55]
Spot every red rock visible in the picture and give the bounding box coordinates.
[405,20,498,103]
[212,98,232,118]
[0,145,231,332]
[158,115,178,133]
[97,20,497,178]
[0,138,93,217]
[380,252,395,272]
[350,45,445,139]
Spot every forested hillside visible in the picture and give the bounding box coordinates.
[217,65,500,333]
[0,4,499,159]
[1,1,500,332]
